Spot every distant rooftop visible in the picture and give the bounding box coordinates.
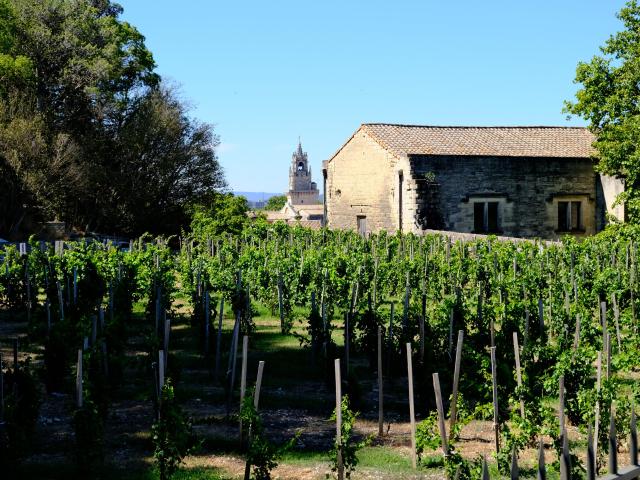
[333,124,596,160]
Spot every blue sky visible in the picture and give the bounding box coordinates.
[118,0,626,193]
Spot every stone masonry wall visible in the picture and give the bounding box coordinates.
[596,174,625,229]
[410,155,599,239]
[326,130,400,233]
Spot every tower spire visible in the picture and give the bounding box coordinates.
[287,139,318,205]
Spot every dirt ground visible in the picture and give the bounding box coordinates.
[0,304,585,480]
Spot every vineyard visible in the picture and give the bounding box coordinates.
[1,224,640,479]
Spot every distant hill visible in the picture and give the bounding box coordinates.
[233,191,282,202]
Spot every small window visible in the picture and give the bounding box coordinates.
[297,162,304,171]
[473,201,499,233]
[558,201,582,231]
[357,215,367,236]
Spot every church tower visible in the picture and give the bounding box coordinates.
[287,140,319,205]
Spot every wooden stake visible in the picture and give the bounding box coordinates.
[631,404,638,467]
[559,375,565,435]
[254,360,264,409]
[482,456,490,480]
[491,346,500,454]
[538,298,544,335]
[335,358,344,480]
[560,426,571,480]
[158,350,165,390]
[46,300,51,334]
[448,308,454,361]
[344,312,350,375]
[239,335,248,439]
[420,294,426,364]
[609,406,617,475]
[587,426,596,480]
[406,343,417,469]
[377,326,384,437]
[76,349,83,408]
[433,372,449,456]
[594,351,602,463]
[386,303,395,372]
[511,447,519,480]
[612,293,621,352]
[606,333,612,381]
[537,437,547,480]
[57,281,64,321]
[244,360,265,480]
[524,307,530,349]
[227,317,241,414]
[573,314,581,356]
[490,316,495,349]
[205,291,211,355]
[215,297,224,380]
[449,330,464,440]
[513,332,525,419]
[277,272,284,334]
[601,301,608,354]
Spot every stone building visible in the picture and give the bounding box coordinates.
[258,141,324,228]
[287,141,319,205]
[323,123,625,239]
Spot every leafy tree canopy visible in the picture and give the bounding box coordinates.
[190,193,251,239]
[0,0,225,238]
[264,194,287,211]
[565,0,640,221]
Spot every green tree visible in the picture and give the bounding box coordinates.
[0,0,32,94]
[0,0,226,237]
[564,0,640,221]
[264,194,287,211]
[190,193,250,239]
[102,86,225,234]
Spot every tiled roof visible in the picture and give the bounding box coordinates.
[359,124,595,158]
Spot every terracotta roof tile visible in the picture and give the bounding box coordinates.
[360,124,595,158]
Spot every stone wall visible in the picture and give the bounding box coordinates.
[326,130,400,233]
[420,228,559,245]
[288,189,319,205]
[597,174,625,228]
[410,155,599,239]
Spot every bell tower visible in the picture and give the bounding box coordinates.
[287,140,319,205]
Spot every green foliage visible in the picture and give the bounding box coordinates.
[415,411,442,455]
[0,0,224,237]
[3,221,640,479]
[190,193,250,240]
[73,400,104,473]
[0,0,33,92]
[240,389,297,480]
[329,395,369,479]
[565,0,640,220]
[0,358,41,464]
[263,195,287,211]
[152,381,195,480]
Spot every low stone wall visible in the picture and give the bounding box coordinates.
[420,229,560,245]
